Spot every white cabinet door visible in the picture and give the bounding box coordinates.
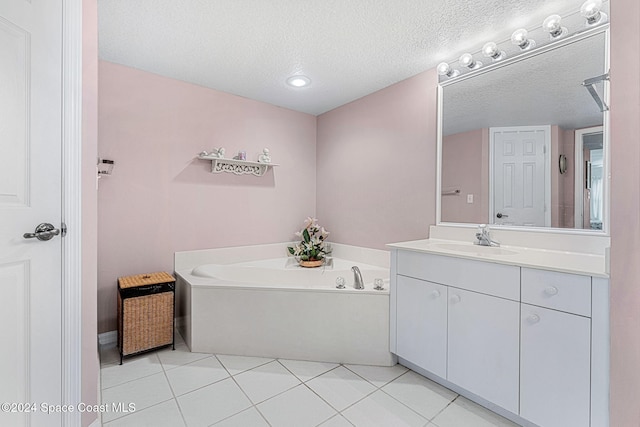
[520,304,591,427]
[447,288,520,413]
[396,275,447,378]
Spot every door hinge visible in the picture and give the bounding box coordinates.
[61,222,67,237]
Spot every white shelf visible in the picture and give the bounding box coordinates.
[198,154,278,177]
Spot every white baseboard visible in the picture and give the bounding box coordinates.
[98,330,117,347]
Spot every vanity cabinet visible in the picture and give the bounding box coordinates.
[391,248,609,427]
[396,275,446,378]
[448,288,520,413]
[520,304,591,427]
[520,268,592,427]
[395,250,520,411]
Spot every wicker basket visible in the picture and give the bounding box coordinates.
[117,272,175,364]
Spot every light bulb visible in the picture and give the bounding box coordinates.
[482,42,506,61]
[543,15,568,39]
[286,75,311,87]
[459,53,482,70]
[511,29,536,50]
[437,62,460,78]
[581,0,607,25]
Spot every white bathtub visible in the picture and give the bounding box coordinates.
[175,244,395,366]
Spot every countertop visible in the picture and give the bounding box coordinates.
[387,238,608,278]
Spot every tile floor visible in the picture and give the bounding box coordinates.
[99,334,519,427]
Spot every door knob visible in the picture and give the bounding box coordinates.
[496,213,509,219]
[23,223,61,241]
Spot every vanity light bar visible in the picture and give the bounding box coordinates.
[437,0,609,82]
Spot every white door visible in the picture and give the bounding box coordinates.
[491,126,550,227]
[520,304,591,427]
[396,276,447,378]
[0,1,63,426]
[447,288,520,413]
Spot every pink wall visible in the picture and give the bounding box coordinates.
[316,70,438,250]
[609,1,640,425]
[81,0,99,425]
[97,61,317,333]
[441,129,489,224]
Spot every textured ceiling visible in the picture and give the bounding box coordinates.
[98,0,595,115]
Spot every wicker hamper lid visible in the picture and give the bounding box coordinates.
[118,272,175,289]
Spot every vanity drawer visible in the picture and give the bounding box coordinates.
[397,250,520,301]
[521,268,591,317]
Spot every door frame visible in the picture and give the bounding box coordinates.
[62,0,82,425]
[574,126,604,230]
[489,126,551,227]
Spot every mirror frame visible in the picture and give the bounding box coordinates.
[436,25,610,236]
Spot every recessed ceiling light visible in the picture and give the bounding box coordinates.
[286,75,311,87]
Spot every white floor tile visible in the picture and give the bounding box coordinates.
[165,356,229,396]
[217,354,274,375]
[279,359,339,382]
[319,414,355,426]
[342,390,428,427]
[177,378,252,427]
[101,353,163,389]
[103,399,185,427]
[157,345,211,371]
[382,370,457,420]
[431,396,519,427]
[213,407,270,426]
[233,361,301,404]
[306,366,376,411]
[257,384,337,427]
[101,372,174,423]
[345,363,408,388]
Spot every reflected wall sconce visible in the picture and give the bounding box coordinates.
[482,42,506,61]
[459,53,482,70]
[559,155,568,174]
[511,29,536,50]
[581,0,608,26]
[543,15,568,39]
[437,62,460,78]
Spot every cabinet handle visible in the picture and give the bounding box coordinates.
[544,286,559,296]
[527,314,541,324]
[431,290,441,298]
[449,294,461,304]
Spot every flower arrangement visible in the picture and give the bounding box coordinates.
[287,217,330,262]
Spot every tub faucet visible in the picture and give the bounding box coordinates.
[351,266,364,289]
[475,224,500,247]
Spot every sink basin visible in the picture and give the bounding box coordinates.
[434,243,518,256]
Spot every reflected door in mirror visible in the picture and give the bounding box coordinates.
[491,127,550,227]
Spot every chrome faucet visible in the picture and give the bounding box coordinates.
[351,266,364,289]
[475,224,500,247]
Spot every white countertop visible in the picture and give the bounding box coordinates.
[388,238,608,278]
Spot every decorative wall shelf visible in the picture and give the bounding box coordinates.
[198,154,278,177]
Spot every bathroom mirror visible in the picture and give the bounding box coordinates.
[439,28,608,232]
